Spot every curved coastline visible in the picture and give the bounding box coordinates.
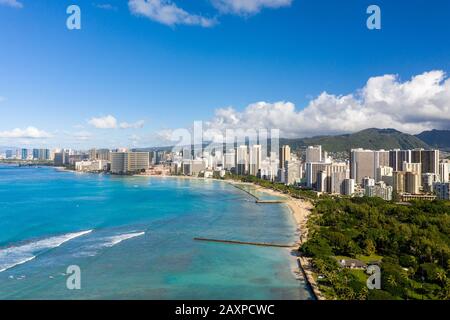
[133,174,322,300]
[226,181,325,300]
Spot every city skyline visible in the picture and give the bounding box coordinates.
[1,1,450,148]
[3,142,448,197]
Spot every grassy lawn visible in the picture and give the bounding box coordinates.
[334,254,382,264]
[334,255,352,261]
[350,269,368,284]
[356,254,383,263]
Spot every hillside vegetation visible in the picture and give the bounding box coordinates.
[416,129,450,149]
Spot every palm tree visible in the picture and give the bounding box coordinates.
[387,275,397,288]
[357,288,368,300]
[436,270,447,284]
[343,287,356,300]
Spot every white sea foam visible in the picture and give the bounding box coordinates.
[74,231,145,257]
[103,232,145,247]
[0,230,92,273]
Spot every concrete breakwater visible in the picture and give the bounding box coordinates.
[193,237,296,248]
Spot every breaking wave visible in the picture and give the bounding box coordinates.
[0,230,92,273]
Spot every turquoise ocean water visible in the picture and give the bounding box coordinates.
[0,165,312,299]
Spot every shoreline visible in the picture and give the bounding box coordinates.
[233,182,325,300]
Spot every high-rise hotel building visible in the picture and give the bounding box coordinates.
[351,149,389,185]
[279,145,291,169]
[249,145,262,176]
[389,149,411,171]
[306,161,349,192]
[305,145,322,163]
[224,150,236,171]
[236,145,248,175]
[393,171,420,194]
[306,162,328,189]
[410,149,440,175]
[440,160,450,183]
[421,149,440,175]
[402,162,422,186]
[110,152,150,174]
[89,148,111,161]
[32,149,50,160]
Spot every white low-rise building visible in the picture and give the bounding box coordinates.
[75,160,109,172]
[364,181,393,201]
[203,170,214,179]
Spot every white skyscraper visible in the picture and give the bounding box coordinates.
[279,145,291,169]
[376,166,393,182]
[344,178,356,196]
[224,150,236,171]
[362,177,375,189]
[317,170,327,193]
[439,160,450,183]
[284,161,302,186]
[236,145,248,175]
[365,181,393,201]
[249,145,262,176]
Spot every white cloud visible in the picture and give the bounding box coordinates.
[0,96,5,103]
[88,115,145,130]
[0,127,52,139]
[88,115,118,129]
[201,70,450,138]
[119,120,145,129]
[212,0,292,15]
[0,0,23,8]
[128,0,216,27]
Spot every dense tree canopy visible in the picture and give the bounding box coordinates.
[301,197,450,300]
[224,173,318,199]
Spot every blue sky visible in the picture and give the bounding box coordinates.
[0,0,449,148]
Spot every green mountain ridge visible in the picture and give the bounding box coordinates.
[138,128,436,154]
[281,128,430,153]
[415,129,450,149]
